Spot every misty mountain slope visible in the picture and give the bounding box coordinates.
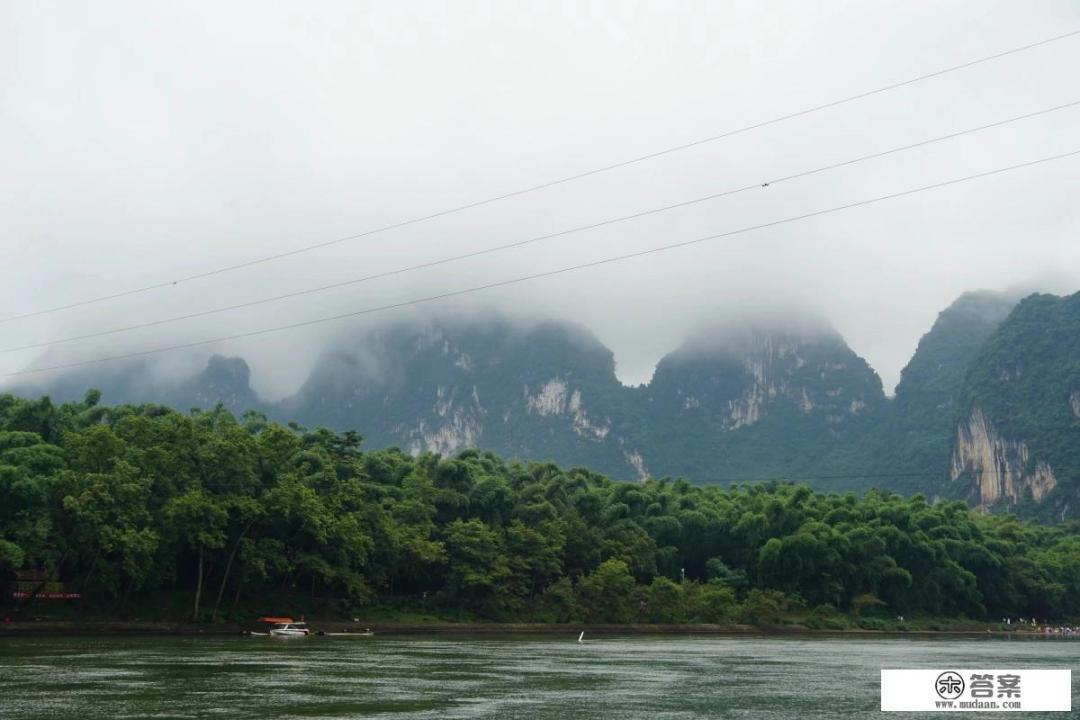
[873,290,1019,494]
[640,322,887,482]
[10,354,261,415]
[279,317,647,478]
[8,291,1080,520]
[950,292,1080,520]
[181,355,262,413]
[278,315,889,484]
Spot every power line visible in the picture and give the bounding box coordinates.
[6,99,1078,355]
[4,147,1076,379]
[4,27,1079,326]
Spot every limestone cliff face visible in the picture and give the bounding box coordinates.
[282,316,648,480]
[519,378,646,479]
[946,293,1080,518]
[640,321,886,481]
[276,316,885,483]
[881,290,1019,493]
[524,379,611,441]
[403,384,485,457]
[950,406,1056,506]
[725,334,808,430]
[720,332,877,431]
[12,292,1079,516]
[649,325,882,433]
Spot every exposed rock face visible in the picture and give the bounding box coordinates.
[12,291,1078,519]
[945,293,1080,518]
[273,314,889,482]
[525,379,569,417]
[727,333,822,427]
[623,450,648,481]
[951,407,1056,505]
[717,334,876,429]
[280,316,647,479]
[650,325,881,428]
[522,379,610,440]
[640,320,886,481]
[568,391,611,440]
[879,290,1020,494]
[7,313,886,486]
[405,384,485,456]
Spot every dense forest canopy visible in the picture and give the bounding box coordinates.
[2,391,1079,625]
[12,292,1080,522]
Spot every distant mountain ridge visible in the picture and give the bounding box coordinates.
[11,353,260,417]
[639,321,886,482]
[280,318,642,477]
[8,290,1080,520]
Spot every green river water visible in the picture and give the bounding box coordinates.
[0,634,1076,718]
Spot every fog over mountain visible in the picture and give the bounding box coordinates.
[3,1,1080,401]
[8,287,1080,521]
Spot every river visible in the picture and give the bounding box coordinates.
[1,634,1076,718]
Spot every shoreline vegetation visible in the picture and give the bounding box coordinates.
[0,619,1065,638]
[3,393,1080,631]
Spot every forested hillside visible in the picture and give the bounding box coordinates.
[639,321,887,483]
[951,293,1080,521]
[10,315,894,487]
[8,290,1080,519]
[281,318,643,478]
[869,290,1020,496]
[3,393,1079,624]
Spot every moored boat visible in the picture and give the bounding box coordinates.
[245,616,310,637]
[269,621,310,637]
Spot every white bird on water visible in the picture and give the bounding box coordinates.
[577,631,584,643]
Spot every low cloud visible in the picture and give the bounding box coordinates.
[2,1,1078,398]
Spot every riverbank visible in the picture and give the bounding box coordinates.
[0,619,1051,638]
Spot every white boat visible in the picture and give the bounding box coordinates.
[269,621,310,637]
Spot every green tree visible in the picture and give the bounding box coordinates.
[442,518,504,610]
[643,576,685,623]
[577,559,636,623]
[164,489,227,621]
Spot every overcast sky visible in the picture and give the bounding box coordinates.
[2,0,1079,399]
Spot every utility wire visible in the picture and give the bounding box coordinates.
[3,27,1079,325]
[6,100,1078,354]
[4,147,1077,379]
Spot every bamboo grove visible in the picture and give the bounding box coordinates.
[2,391,1079,625]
